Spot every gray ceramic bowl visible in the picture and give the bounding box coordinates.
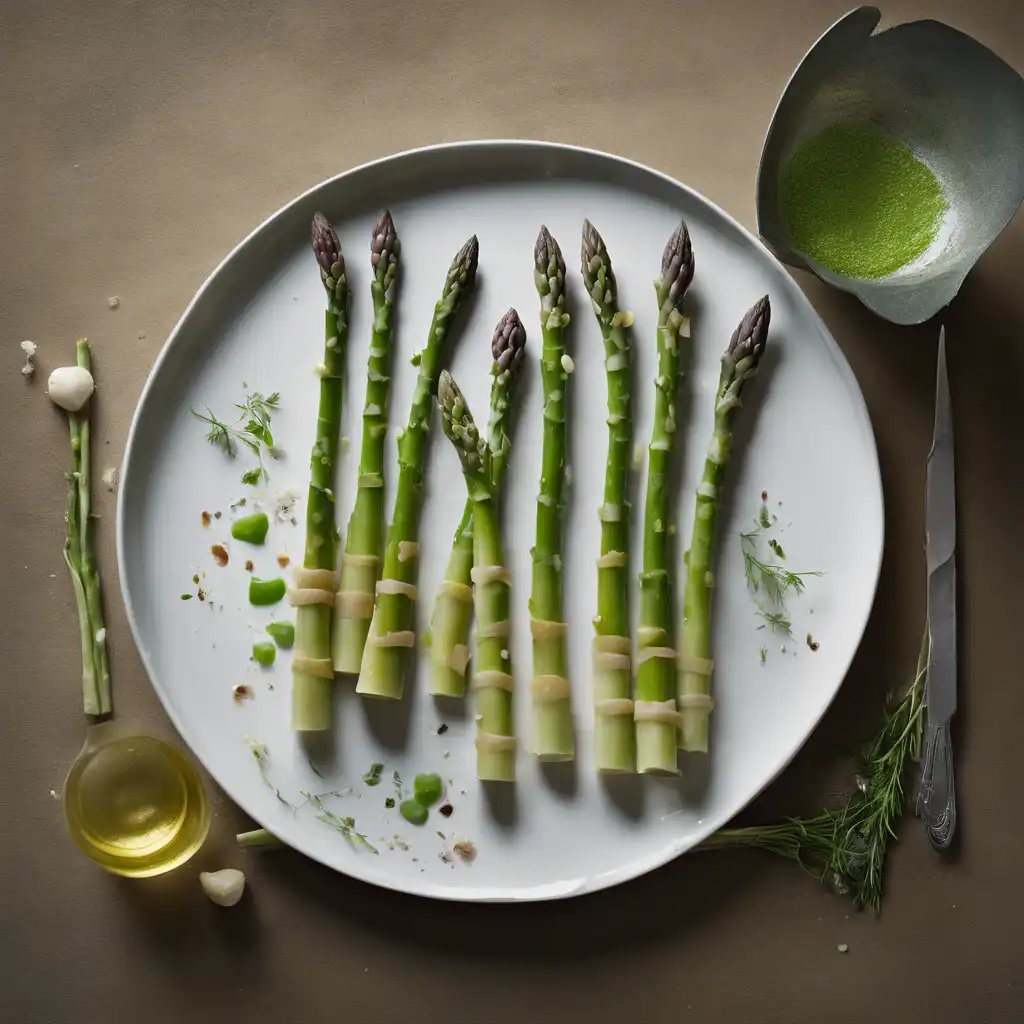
[757,7,1024,325]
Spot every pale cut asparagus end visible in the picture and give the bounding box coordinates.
[595,717,636,772]
[680,711,710,753]
[491,307,527,375]
[658,219,695,311]
[478,751,516,783]
[534,225,566,307]
[636,721,681,775]
[533,702,574,761]
[354,615,405,700]
[311,211,343,279]
[370,208,400,288]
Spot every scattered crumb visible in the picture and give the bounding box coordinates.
[761,490,768,500]
[197,588,206,602]
[245,559,254,572]
[21,340,38,359]
[837,943,849,954]
[806,633,820,652]
[439,850,454,866]
[101,466,119,491]
[138,332,146,340]
[273,489,298,523]
[233,684,254,703]
[438,802,453,818]
[20,340,37,379]
[201,511,212,527]
[107,295,120,310]
[49,788,59,800]
[276,553,290,569]
[21,362,35,380]
[453,841,476,863]
[211,544,229,567]
[214,511,222,520]
[436,723,448,736]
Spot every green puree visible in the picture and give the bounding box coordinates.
[780,122,947,279]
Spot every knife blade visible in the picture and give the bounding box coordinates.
[917,327,957,850]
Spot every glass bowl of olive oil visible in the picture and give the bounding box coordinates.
[63,723,211,877]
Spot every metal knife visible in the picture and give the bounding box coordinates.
[917,327,957,850]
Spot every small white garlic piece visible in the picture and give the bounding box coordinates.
[47,366,95,412]
[199,868,246,907]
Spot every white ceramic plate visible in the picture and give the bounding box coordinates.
[118,141,882,901]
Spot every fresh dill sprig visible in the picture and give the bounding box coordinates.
[705,626,929,913]
[757,606,793,635]
[193,390,281,486]
[740,502,821,605]
[303,792,379,854]
[246,738,300,810]
[759,646,767,664]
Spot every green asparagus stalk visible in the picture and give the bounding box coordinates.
[437,366,518,781]
[427,308,526,697]
[290,213,349,731]
[356,235,480,699]
[678,296,770,751]
[636,221,695,774]
[582,221,635,772]
[530,227,574,760]
[333,210,400,674]
[59,339,111,716]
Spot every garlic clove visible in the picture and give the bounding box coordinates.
[199,868,246,907]
[47,366,95,412]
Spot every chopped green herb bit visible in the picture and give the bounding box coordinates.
[758,607,793,635]
[241,468,262,487]
[232,512,270,544]
[363,763,385,787]
[436,831,446,840]
[399,799,428,826]
[181,593,193,601]
[392,769,403,796]
[249,576,286,605]
[266,620,295,648]
[252,640,276,666]
[385,797,395,809]
[308,759,324,779]
[768,538,786,560]
[192,574,200,584]
[760,646,767,664]
[807,633,820,652]
[413,772,444,807]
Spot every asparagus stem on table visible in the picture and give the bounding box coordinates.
[529,227,574,760]
[59,339,111,716]
[333,211,401,674]
[290,213,349,731]
[678,296,770,751]
[437,364,519,781]
[635,221,695,774]
[356,235,480,699]
[582,221,635,772]
[427,308,526,697]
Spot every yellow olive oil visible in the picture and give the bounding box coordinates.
[63,729,210,877]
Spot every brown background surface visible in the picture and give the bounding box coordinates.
[3,0,1023,1020]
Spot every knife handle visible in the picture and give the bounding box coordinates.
[917,722,957,850]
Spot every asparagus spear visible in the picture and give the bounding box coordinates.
[530,227,574,760]
[356,235,480,699]
[333,211,401,674]
[53,339,111,715]
[427,308,526,696]
[290,213,349,731]
[437,365,518,781]
[582,220,635,772]
[636,221,695,774]
[678,296,770,751]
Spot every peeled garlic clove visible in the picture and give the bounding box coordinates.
[199,868,246,907]
[47,366,95,412]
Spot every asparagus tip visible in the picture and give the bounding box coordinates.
[729,295,771,358]
[492,308,527,374]
[371,209,399,261]
[660,219,695,310]
[456,234,480,286]
[311,211,342,276]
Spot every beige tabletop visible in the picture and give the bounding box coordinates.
[4,0,1024,1020]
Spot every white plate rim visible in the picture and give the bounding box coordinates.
[116,139,884,901]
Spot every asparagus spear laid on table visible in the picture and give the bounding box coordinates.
[582,220,636,772]
[333,211,401,674]
[437,364,519,781]
[427,308,526,697]
[529,227,574,760]
[49,339,111,716]
[291,213,349,731]
[678,296,770,751]
[357,235,480,700]
[635,221,695,775]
